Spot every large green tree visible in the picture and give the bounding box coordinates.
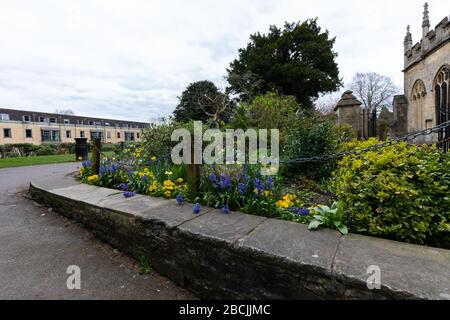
[227,19,342,108]
[173,80,234,124]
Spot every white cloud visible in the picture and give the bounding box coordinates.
[0,0,448,121]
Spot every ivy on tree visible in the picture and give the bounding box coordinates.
[227,19,342,108]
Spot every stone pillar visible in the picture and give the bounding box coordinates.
[391,95,408,137]
[334,90,363,139]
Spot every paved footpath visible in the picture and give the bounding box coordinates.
[0,163,195,300]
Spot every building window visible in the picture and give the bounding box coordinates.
[90,131,104,141]
[0,113,10,121]
[66,130,72,139]
[125,132,135,141]
[39,116,45,122]
[64,119,70,124]
[89,121,94,126]
[435,66,450,127]
[23,115,31,122]
[80,131,85,138]
[49,118,57,123]
[137,133,140,139]
[105,122,110,126]
[107,131,111,139]
[26,129,33,138]
[52,131,60,141]
[117,132,121,139]
[41,130,60,142]
[3,128,12,138]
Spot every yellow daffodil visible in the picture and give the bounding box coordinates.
[176,178,184,184]
[165,171,173,177]
[151,156,157,161]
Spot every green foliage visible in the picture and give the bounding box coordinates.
[230,92,300,147]
[173,80,234,123]
[141,118,181,158]
[308,202,348,235]
[332,139,450,248]
[200,164,281,217]
[0,144,39,158]
[138,256,152,274]
[283,114,338,179]
[35,144,58,156]
[227,19,342,107]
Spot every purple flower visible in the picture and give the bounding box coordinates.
[193,203,201,214]
[254,178,264,195]
[290,207,310,217]
[222,204,230,214]
[119,183,129,191]
[237,183,246,195]
[82,160,91,168]
[176,194,183,206]
[209,173,218,187]
[123,191,135,198]
[110,164,120,173]
[219,174,232,190]
[265,177,274,190]
[128,170,134,180]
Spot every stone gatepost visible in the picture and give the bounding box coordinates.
[334,90,364,139]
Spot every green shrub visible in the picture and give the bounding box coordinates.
[141,118,182,158]
[332,139,450,248]
[282,115,338,180]
[35,144,58,156]
[229,92,301,148]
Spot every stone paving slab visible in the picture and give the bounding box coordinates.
[137,200,212,229]
[237,218,341,274]
[50,184,121,206]
[333,233,450,300]
[178,209,267,245]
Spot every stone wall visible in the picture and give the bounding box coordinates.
[29,176,450,300]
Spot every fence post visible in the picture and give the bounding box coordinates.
[186,135,200,201]
[92,138,101,175]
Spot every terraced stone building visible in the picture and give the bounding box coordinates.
[0,108,148,145]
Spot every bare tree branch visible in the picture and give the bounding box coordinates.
[349,72,400,112]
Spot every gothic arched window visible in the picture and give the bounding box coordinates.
[412,79,427,101]
[434,66,450,124]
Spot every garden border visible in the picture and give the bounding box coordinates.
[29,173,450,300]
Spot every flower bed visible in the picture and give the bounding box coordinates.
[79,144,340,234]
[79,141,450,248]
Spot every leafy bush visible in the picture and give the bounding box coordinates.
[282,114,338,179]
[141,118,182,159]
[230,92,300,147]
[35,144,58,156]
[332,139,450,248]
[57,143,76,155]
[0,144,39,158]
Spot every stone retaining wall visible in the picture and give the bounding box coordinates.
[29,175,450,300]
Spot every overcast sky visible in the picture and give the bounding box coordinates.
[0,0,448,122]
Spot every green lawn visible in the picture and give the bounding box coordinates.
[0,151,116,169]
[0,154,78,169]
